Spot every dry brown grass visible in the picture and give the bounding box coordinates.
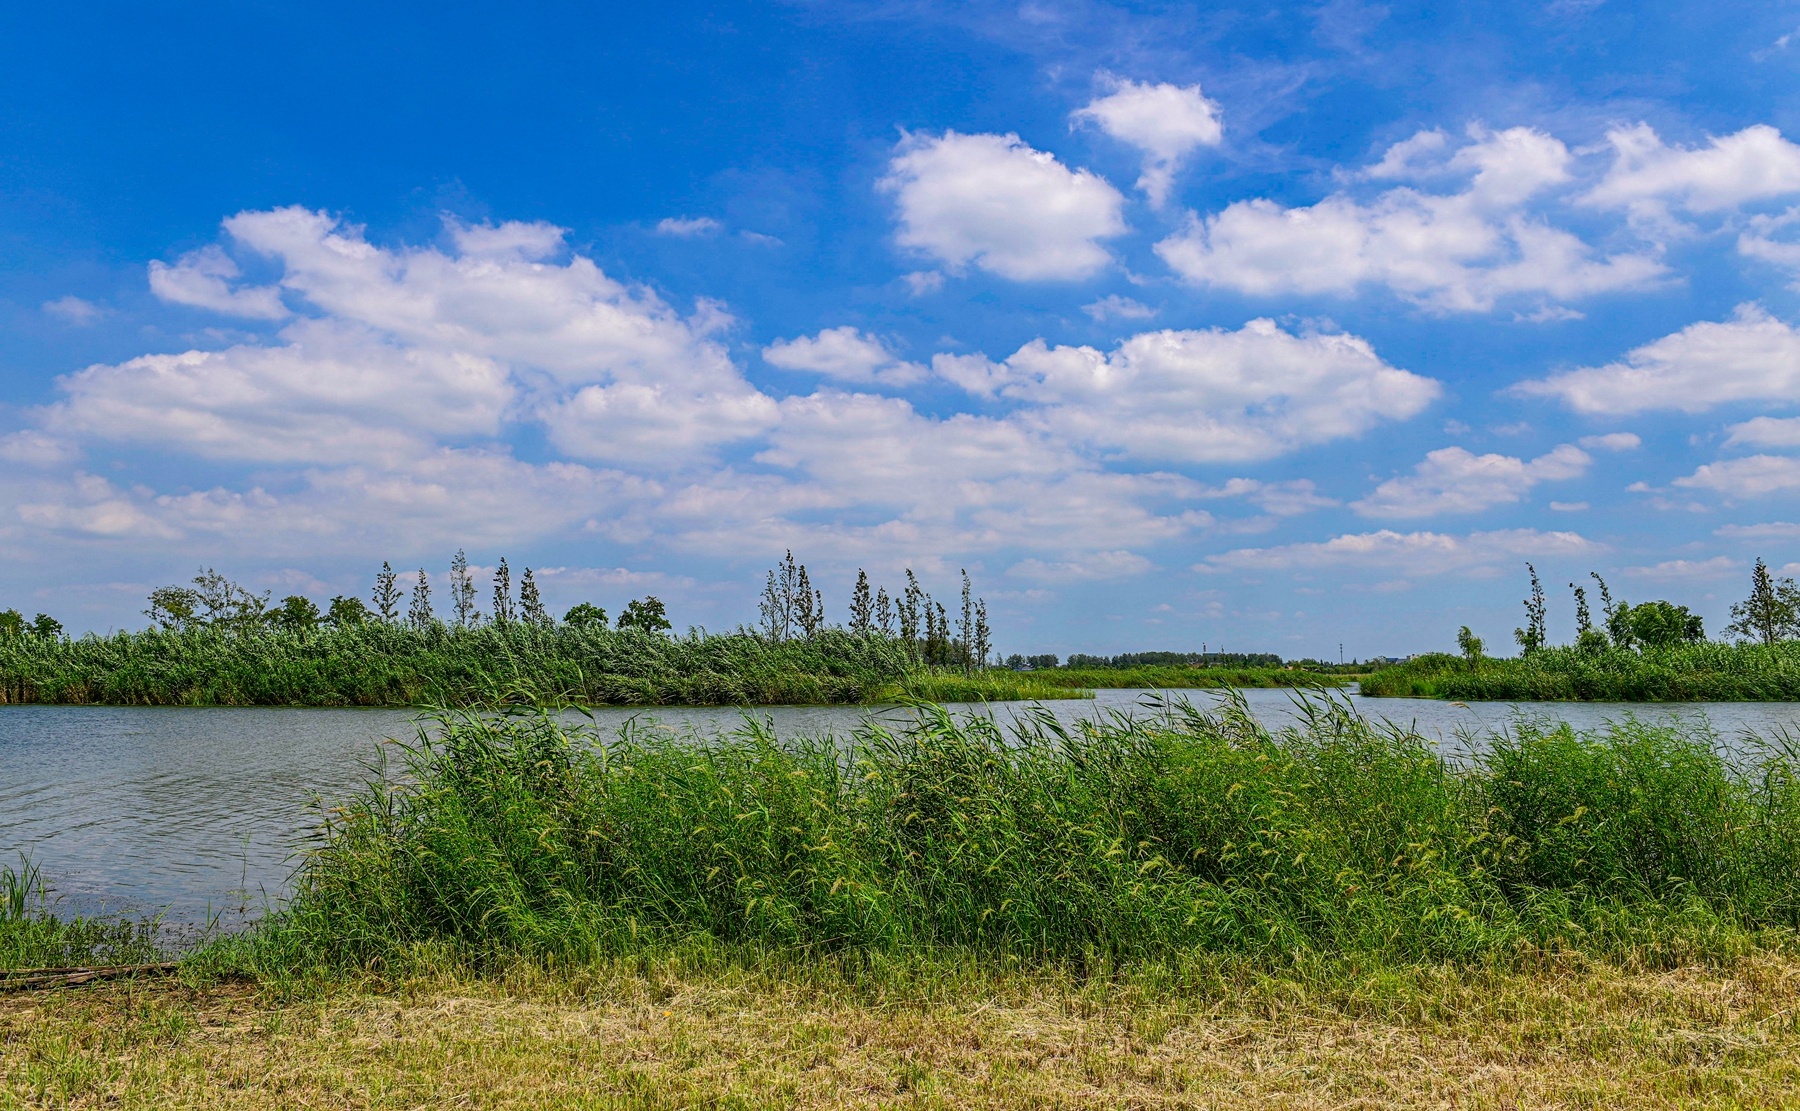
[4,955,1800,1109]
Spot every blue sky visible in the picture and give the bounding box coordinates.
[5,0,1800,657]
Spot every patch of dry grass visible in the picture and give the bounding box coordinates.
[4,955,1800,1109]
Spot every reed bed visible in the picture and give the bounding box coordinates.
[0,623,928,707]
[1363,642,1800,700]
[1037,665,1350,690]
[230,693,1800,978]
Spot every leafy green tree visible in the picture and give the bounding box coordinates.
[145,586,201,631]
[617,596,671,634]
[327,595,370,629]
[1592,572,1631,649]
[270,595,321,633]
[372,562,402,623]
[1725,558,1800,646]
[449,550,478,627]
[491,557,515,625]
[29,613,61,639]
[972,598,991,669]
[1513,563,1547,655]
[518,567,550,626]
[408,570,434,629]
[564,602,607,629]
[1025,653,1059,670]
[874,587,893,635]
[849,570,873,633]
[0,609,23,638]
[1624,600,1705,649]
[191,569,269,630]
[1457,625,1484,670]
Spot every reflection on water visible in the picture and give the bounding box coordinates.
[4,688,1799,924]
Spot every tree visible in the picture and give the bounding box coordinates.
[518,567,550,626]
[269,595,321,633]
[899,570,923,650]
[795,562,823,638]
[28,614,61,638]
[145,586,201,631]
[491,557,515,625]
[1626,600,1704,649]
[1026,653,1059,670]
[192,569,269,629]
[1571,580,1608,652]
[372,562,402,623]
[1592,572,1631,650]
[972,598,991,669]
[327,595,370,629]
[958,570,975,671]
[759,551,801,641]
[0,609,21,638]
[408,570,434,629]
[849,570,874,633]
[875,587,893,635]
[564,602,607,628]
[1457,625,1485,670]
[1726,557,1800,646]
[449,549,478,628]
[618,596,671,634]
[1513,563,1547,655]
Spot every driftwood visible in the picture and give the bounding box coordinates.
[0,962,180,992]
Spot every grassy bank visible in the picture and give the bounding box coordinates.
[1037,664,1353,690]
[9,954,1800,1108]
[1363,642,1800,700]
[0,623,934,707]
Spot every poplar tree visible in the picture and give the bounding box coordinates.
[875,587,893,635]
[491,557,515,625]
[958,569,974,672]
[1727,558,1800,646]
[372,562,402,623]
[408,570,434,628]
[1513,563,1547,655]
[972,598,991,669]
[519,567,550,626]
[899,570,922,648]
[849,570,873,633]
[449,549,478,627]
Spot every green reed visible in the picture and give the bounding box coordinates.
[236,694,1800,977]
[1361,642,1800,701]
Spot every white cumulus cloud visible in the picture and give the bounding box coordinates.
[1202,527,1601,576]
[1583,123,1800,218]
[1725,416,1800,449]
[1351,443,1590,518]
[1514,304,1800,414]
[880,131,1127,281]
[1155,126,1663,312]
[762,327,925,386]
[943,319,1440,464]
[1672,455,1800,497]
[1072,77,1223,207]
[148,245,289,320]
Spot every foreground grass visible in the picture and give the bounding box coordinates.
[6,954,1800,1108]
[1363,642,1800,701]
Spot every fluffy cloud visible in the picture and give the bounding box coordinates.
[1202,527,1601,576]
[880,131,1127,280]
[1672,455,1800,497]
[1622,556,1738,580]
[1008,550,1154,583]
[762,327,925,386]
[1156,126,1663,311]
[1583,124,1800,218]
[1725,416,1800,449]
[75,208,781,469]
[1578,432,1641,451]
[148,245,288,319]
[1071,78,1223,207]
[942,319,1439,463]
[654,216,722,237]
[1514,304,1800,414]
[1351,443,1589,518]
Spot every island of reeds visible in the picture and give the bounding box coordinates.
[0,551,1343,707]
[1364,560,1800,700]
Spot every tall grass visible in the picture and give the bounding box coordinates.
[0,623,924,707]
[240,694,1800,977]
[0,860,161,970]
[1362,642,1800,701]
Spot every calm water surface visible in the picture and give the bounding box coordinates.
[5,688,1799,925]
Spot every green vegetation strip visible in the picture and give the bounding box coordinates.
[1364,642,1800,701]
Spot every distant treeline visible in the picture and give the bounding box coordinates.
[1006,651,1286,670]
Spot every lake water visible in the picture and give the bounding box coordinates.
[5,688,1800,926]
